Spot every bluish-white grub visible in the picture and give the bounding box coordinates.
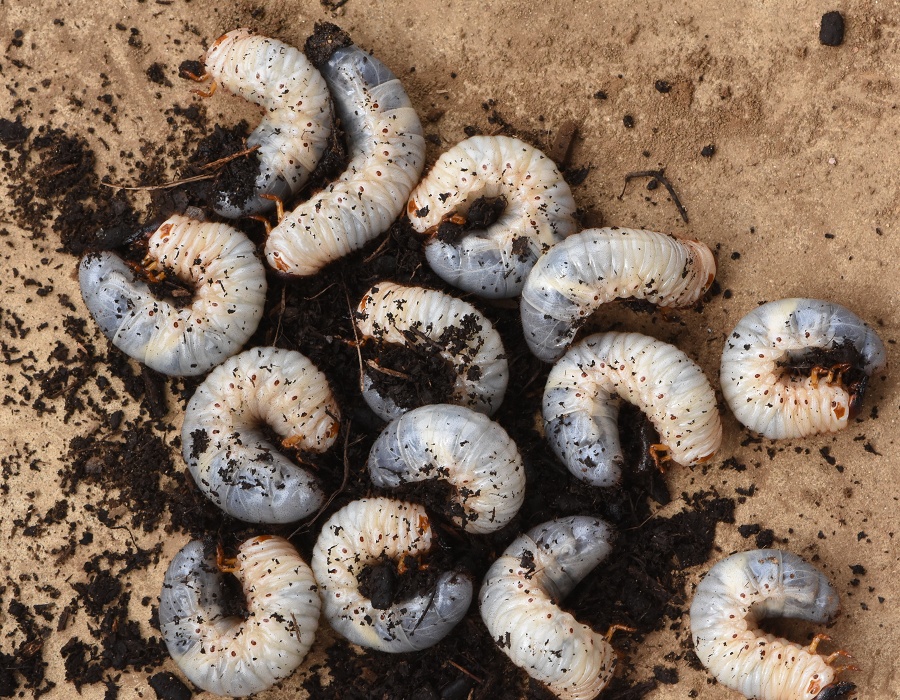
[543,331,721,487]
[181,346,340,524]
[407,135,577,298]
[721,298,886,439]
[203,28,333,218]
[366,403,525,533]
[160,535,320,697]
[520,227,716,362]
[311,497,473,653]
[79,214,266,376]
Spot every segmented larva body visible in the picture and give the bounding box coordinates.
[407,135,578,298]
[181,346,340,524]
[520,227,717,362]
[480,516,617,700]
[690,549,845,700]
[311,497,473,653]
[721,298,887,439]
[265,40,425,275]
[78,215,266,376]
[544,332,721,487]
[204,28,333,218]
[355,282,509,420]
[366,404,525,534]
[160,536,320,697]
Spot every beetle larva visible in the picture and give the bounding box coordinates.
[520,227,716,362]
[265,25,425,276]
[407,135,577,298]
[203,28,333,218]
[480,516,619,700]
[543,331,721,487]
[720,298,886,439]
[366,404,525,533]
[181,346,340,524]
[160,536,320,697]
[78,214,266,376]
[311,497,473,653]
[690,549,856,700]
[355,281,509,421]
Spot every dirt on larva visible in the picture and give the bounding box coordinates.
[1,2,896,700]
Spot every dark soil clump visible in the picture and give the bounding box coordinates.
[360,339,459,412]
[305,22,353,68]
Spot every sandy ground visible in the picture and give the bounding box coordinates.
[1,0,899,698]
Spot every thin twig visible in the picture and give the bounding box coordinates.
[270,286,286,346]
[199,144,260,171]
[289,425,355,536]
[448,660,484,684]
[619,168,689,224]
[365,359,408,379]
[362,235,391,264]
[100,173,214,191]
[345,285,365,393]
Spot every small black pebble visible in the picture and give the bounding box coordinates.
[646,179,658,191]
[594,89,608,100]
[730,251,741,260]
[700,144,716,158]
[654,79,672,93]
[623,114,635,128]
[820,11,845,46]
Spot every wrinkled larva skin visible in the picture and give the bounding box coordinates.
[160,536,320,698]
[204,28,333,218]
[407,135,577,298]
[479,516,617,700]
[311,497,473,652]
[355,282,509,420]
[690,549,843,700]
[543,332,722,487]
[520,227,717,362]
[79,215,266,376]
[181,346,340,523]
[721,298,887,439]
[367,404,526,533]
[265,43,425,276]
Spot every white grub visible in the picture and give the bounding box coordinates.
[204,28,333,218]
[721,298,887,439]
[407,135,577,298]
[479,516,617,700]
[311,497,473,653]
[355,281,509,420]
[520,227,717,362]
[366,404,525,534]
[265,40,425,276]
[79,214,266,376]
[543,331,721,487]
[690,549,851,700]
[160,536,320,698]
[181,346,340,524]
